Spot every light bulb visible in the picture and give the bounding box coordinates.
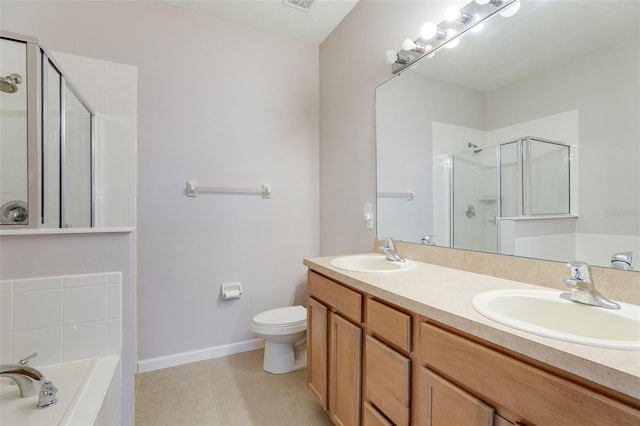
[384,50,398,65]
[475,0,490,4]
[445,6,460,22]
[500,0,520,17]
[420,21,437,40]
[402,39,417,51]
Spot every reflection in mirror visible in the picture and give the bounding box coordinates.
[0,37,29,225]
[376,0,639,270]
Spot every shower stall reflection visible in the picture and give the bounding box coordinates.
[0,32,95,228]
[451,137,572,253]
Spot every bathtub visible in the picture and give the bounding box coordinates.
[0,355,120,426]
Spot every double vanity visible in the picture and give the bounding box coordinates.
[304,253,640,425]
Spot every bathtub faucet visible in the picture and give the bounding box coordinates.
[0,353,58,408]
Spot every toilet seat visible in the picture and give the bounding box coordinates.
[253,305,306,327]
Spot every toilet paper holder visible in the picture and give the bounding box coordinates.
[221,282,243,300]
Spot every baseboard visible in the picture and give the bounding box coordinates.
[137,338,265,373]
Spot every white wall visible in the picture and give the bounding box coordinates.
[320,0,456,255]
[1,0,318,376]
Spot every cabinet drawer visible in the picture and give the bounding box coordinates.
[364,402,392,426]
[308,270,362,323]
[367,298,411,352]
[365,335,411,426]
[420,322,640,426]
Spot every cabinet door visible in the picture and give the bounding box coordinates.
[365,335,411,425]
[307,297,328,409]
[329,312,362,426]
[418,367,495,426]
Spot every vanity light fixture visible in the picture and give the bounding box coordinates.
[402,39,431,53]
[420,21,447,40]
[445,6,472,24]
[384,50,414,65]
[385,0,521,73]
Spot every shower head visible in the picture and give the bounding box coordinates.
[0,73,23,93]
[467,142,483,154]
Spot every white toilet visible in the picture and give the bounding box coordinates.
[251,305,307,374]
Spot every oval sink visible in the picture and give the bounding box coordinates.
[472,289,640,350]
[330,254,416,273]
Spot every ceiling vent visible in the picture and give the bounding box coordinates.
[282,0,314,13]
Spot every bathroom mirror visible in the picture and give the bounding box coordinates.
[376,0,640,270]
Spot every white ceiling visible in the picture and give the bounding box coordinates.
[161,0,360,45]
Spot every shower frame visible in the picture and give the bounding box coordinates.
[450,136,573,253]
[1,31,96,229]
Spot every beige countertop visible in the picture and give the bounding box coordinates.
[304,254,640,401]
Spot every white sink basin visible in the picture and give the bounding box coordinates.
[472,289,640,350]
[330,254,416,273]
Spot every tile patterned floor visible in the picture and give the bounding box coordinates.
[135,349,333,426]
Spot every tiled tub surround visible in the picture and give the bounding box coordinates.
[0,271,122,365]
[303,255,640,403]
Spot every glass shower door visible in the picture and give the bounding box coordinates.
[0,38,29,225]
[452,147,498,253]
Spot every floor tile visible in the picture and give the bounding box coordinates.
[135,349,331,426]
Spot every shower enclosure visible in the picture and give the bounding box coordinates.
[451,137,572,252]
[0,32,94,228]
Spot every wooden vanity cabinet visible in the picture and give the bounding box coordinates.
[306,267,640,426]
[364,298,413,426]
[418,321,640,426]
[417,367,495,426]
[307,271,363,426]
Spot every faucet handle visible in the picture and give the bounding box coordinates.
[18,353,37,365]
[566,260,592,282]
[38,381,58,408]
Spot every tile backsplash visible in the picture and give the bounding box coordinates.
[0,271,122,366]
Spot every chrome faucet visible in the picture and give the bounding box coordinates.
[611,251,633,270]
[0,353,58,408]
[561,261,620,310]
[421,235,436,246]
[378,238,405,262]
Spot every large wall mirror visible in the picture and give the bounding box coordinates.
[376,0,639,270]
